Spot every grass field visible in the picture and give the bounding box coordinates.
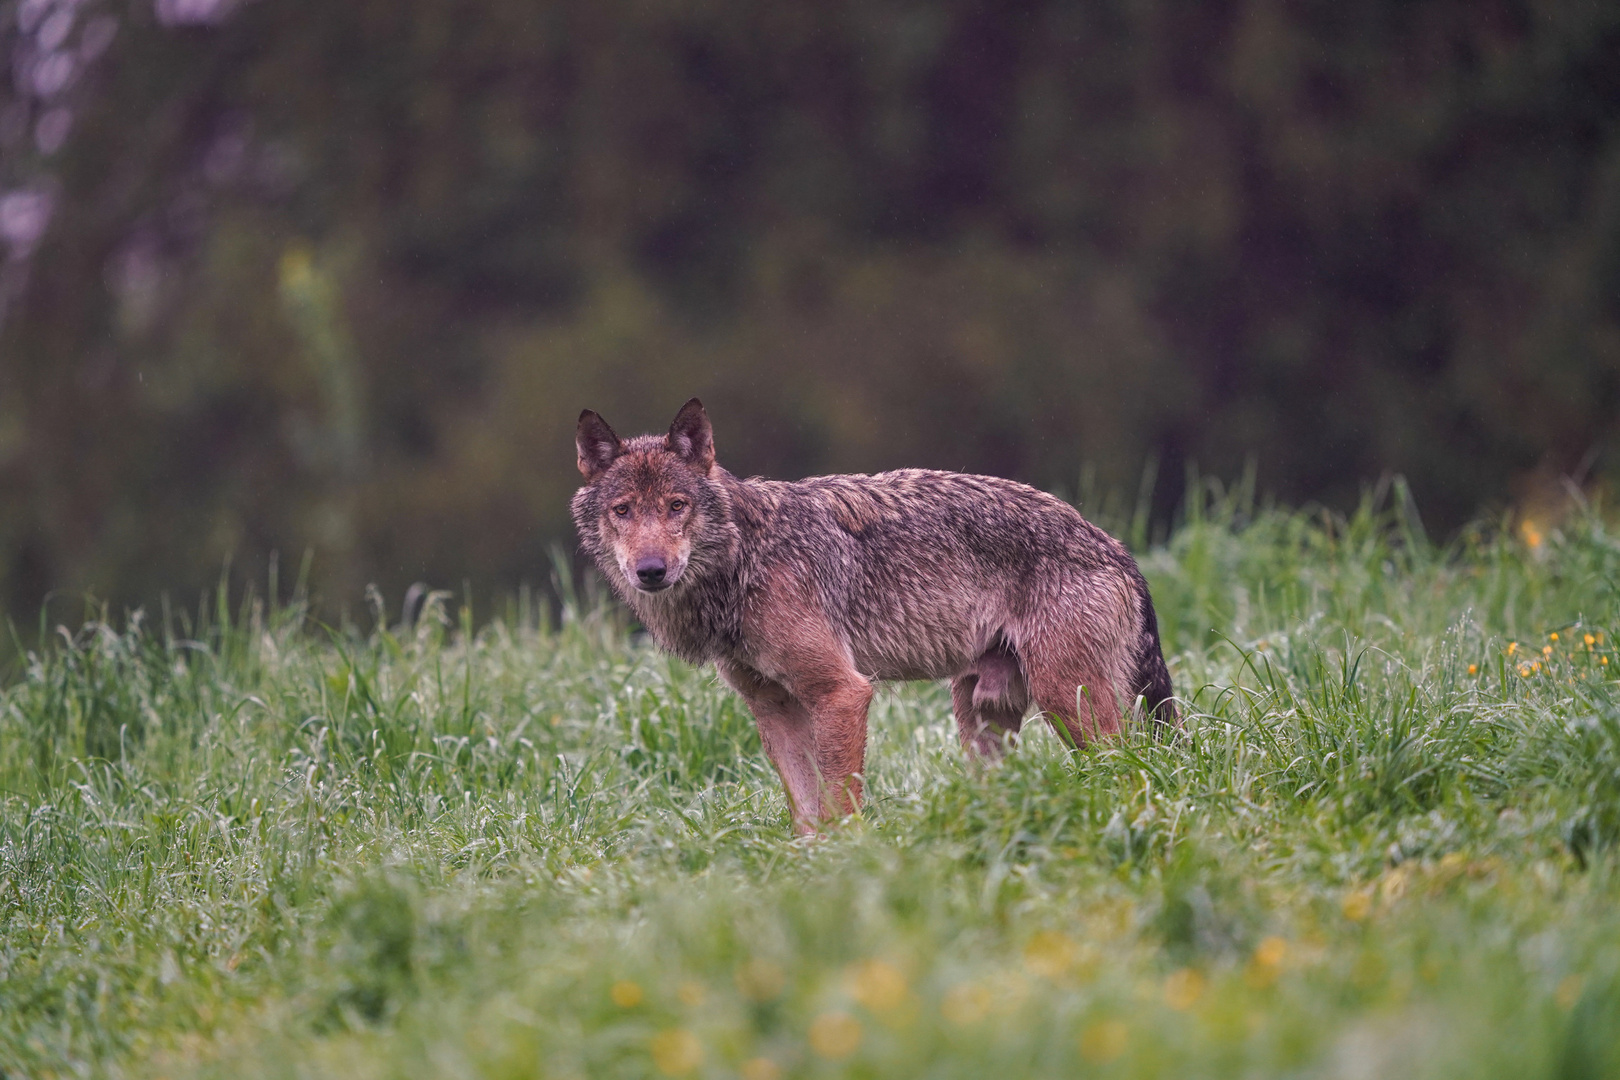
[3,483,1619,1079]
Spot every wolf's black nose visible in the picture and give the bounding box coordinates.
[635,557,667,586]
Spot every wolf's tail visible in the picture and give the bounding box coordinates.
[1133,582,1178,730]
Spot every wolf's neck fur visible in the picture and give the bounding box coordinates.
[618,470,754,664]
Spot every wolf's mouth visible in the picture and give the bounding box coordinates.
[634,580,672,593]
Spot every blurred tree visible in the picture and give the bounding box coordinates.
[0,0,1616,618]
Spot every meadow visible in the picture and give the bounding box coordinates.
[2,481,1618,1079]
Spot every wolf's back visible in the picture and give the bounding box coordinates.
[743,468,1135,579]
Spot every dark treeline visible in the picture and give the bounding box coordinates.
[1,0,1617,619]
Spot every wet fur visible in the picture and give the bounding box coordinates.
[573,400,1176,832]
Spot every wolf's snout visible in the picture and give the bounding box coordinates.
[635,556,668,588]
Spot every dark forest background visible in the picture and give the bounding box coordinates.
[1,0,1617,620]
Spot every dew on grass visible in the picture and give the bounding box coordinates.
[4,500,1618,1078]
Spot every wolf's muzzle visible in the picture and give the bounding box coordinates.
[635,556,668,590]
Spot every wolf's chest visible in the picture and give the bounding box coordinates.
[630,580,742,664]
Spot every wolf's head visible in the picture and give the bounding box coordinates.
[570,398,730,596]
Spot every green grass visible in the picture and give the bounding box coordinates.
[4,485,1620,1079]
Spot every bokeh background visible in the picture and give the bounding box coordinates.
[1,0,1617,620]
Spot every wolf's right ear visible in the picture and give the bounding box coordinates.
[576,410,622,480]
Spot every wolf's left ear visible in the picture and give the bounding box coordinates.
[666,398,715,473]
[576,409,622,480]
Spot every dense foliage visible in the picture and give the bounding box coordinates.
[1,491,1618,1077]
[2,0,1619,615]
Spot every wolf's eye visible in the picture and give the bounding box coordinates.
[669,499,687,513]
[612,504,630,517]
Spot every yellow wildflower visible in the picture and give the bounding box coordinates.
[1023,930,1079,978]
[1078,1019,1128,1063]
[845,959,908,1013]
[1163,968,1205,1010]
[941,982,993,1025]
[1254,937,1287,967]
[649,1029,702,1075]
[739,1059,782,1080]
[985,969,1031,1014]
[1244,937,1288,989]
[734,958,786,1002]
[808,1011,861,1059]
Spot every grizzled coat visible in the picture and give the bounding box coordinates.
[572,399,1175,832]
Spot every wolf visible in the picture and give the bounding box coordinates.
[571,399,1176,832]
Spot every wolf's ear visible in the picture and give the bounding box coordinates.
[666,397,715,473]
[576,410,622,480]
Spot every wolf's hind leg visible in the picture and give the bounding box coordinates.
[1019,635,1124,746]
[1025,662,1122,747]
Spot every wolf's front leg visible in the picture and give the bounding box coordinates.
[716,660,822,833]
[737,576,873,827]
